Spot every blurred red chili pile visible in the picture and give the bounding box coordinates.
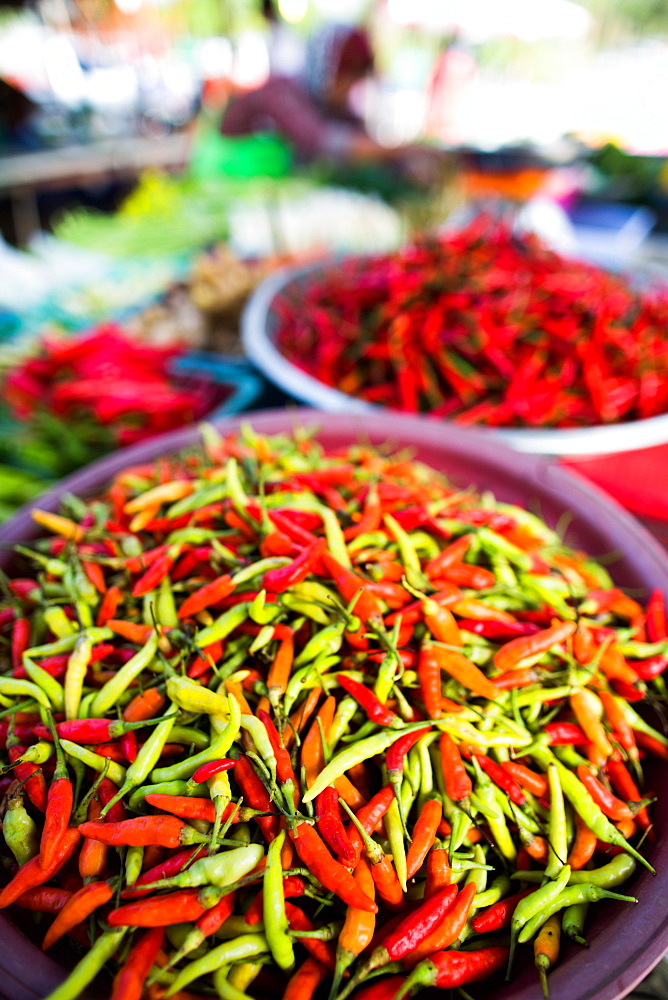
[275,215,668,428]
[0,325,228,482]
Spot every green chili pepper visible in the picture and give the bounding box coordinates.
[21,657,65,712]
[168,726,211,750]
[195,603,252,649]
[165,934,270,997]
[383,513,427,591]
[508,864,572,977]
[0,678,51,710]
[303,722,427,804]
[473,874,512,909]
[101,713,176,815]
[3,788,39,866]
[151,695,241,783]
[60,738,126,787]
[471,758,516,864]
[264,829,295,971]
[43,606,77,639]
[465,843,489,896]
[513,854,637,889]
[562,901,590,946]
[518,884,637,943]
[532,748,654,873]
[91,632,159,717]
[43,927,127,1000]
[126,845,144,887]
[152,844,265,890]
[545,762,567,879]
[27,626,113,660]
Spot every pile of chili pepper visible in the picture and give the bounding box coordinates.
[275,214,668,428]
[0,324,229,479]
[0,424,665,1000]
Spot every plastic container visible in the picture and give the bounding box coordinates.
[241,261,668,456]
[1,409,668,1000]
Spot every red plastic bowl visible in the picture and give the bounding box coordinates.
[1,408,668,1000]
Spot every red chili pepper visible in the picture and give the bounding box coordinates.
[315,785,358,865]
[0,827,81,908]
[39,753,73,870]
[576,764,634,822]
[289,822,377,912]
[346,785,395,858]
[257,709,297,788]
[107,889,205,927]
[457,619,540,640]
[492,668,542,690]
[336,675,397,727]
[471,890,534,933]
[493,619,577,672]
[79,815,201,848]
[191,758,237,784]
[369,883,458,966]
[633,655,668,680]
[262,539,326,593]
[110,927,165,1000]
[606,757,651,829]
[320,552,384,624]
[472,751,526,805]
[285,902,336,970]
[245,877,304,926]
[96,585,122,627]
[14,886,73,913]
[500,761,548,798]
[545,721,590,745]
[234,754,281,842]
[97,778,127,824]
[8,741,48,812]
[120,730,138,764]
[646,588,667,641]
[633,728,668,762]
[405,946,510,991]
[439,732,472,801]
[11,617,31,675]
[123,846,207,898]
[177,574,236,619]
[7,579,40,604]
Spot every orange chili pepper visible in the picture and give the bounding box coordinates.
[570,689,613,759]
[123,687,167,723]
[493,619,577,672]
[0,827,81,909]
[284,956,328,1000]
[406,799,443,879]
[267,635,295,700]
[79,797,109,880]
[42,879,114,950]
[423,643,499,700]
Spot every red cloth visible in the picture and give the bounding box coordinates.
[562,445,668,521]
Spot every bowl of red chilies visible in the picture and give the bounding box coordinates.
[1,408,668,1000]
[242,215,668,455]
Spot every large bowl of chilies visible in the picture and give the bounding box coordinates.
[241,215,668,456]
[0,408,668,1000]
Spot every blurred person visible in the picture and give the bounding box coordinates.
[220,22,445,187]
